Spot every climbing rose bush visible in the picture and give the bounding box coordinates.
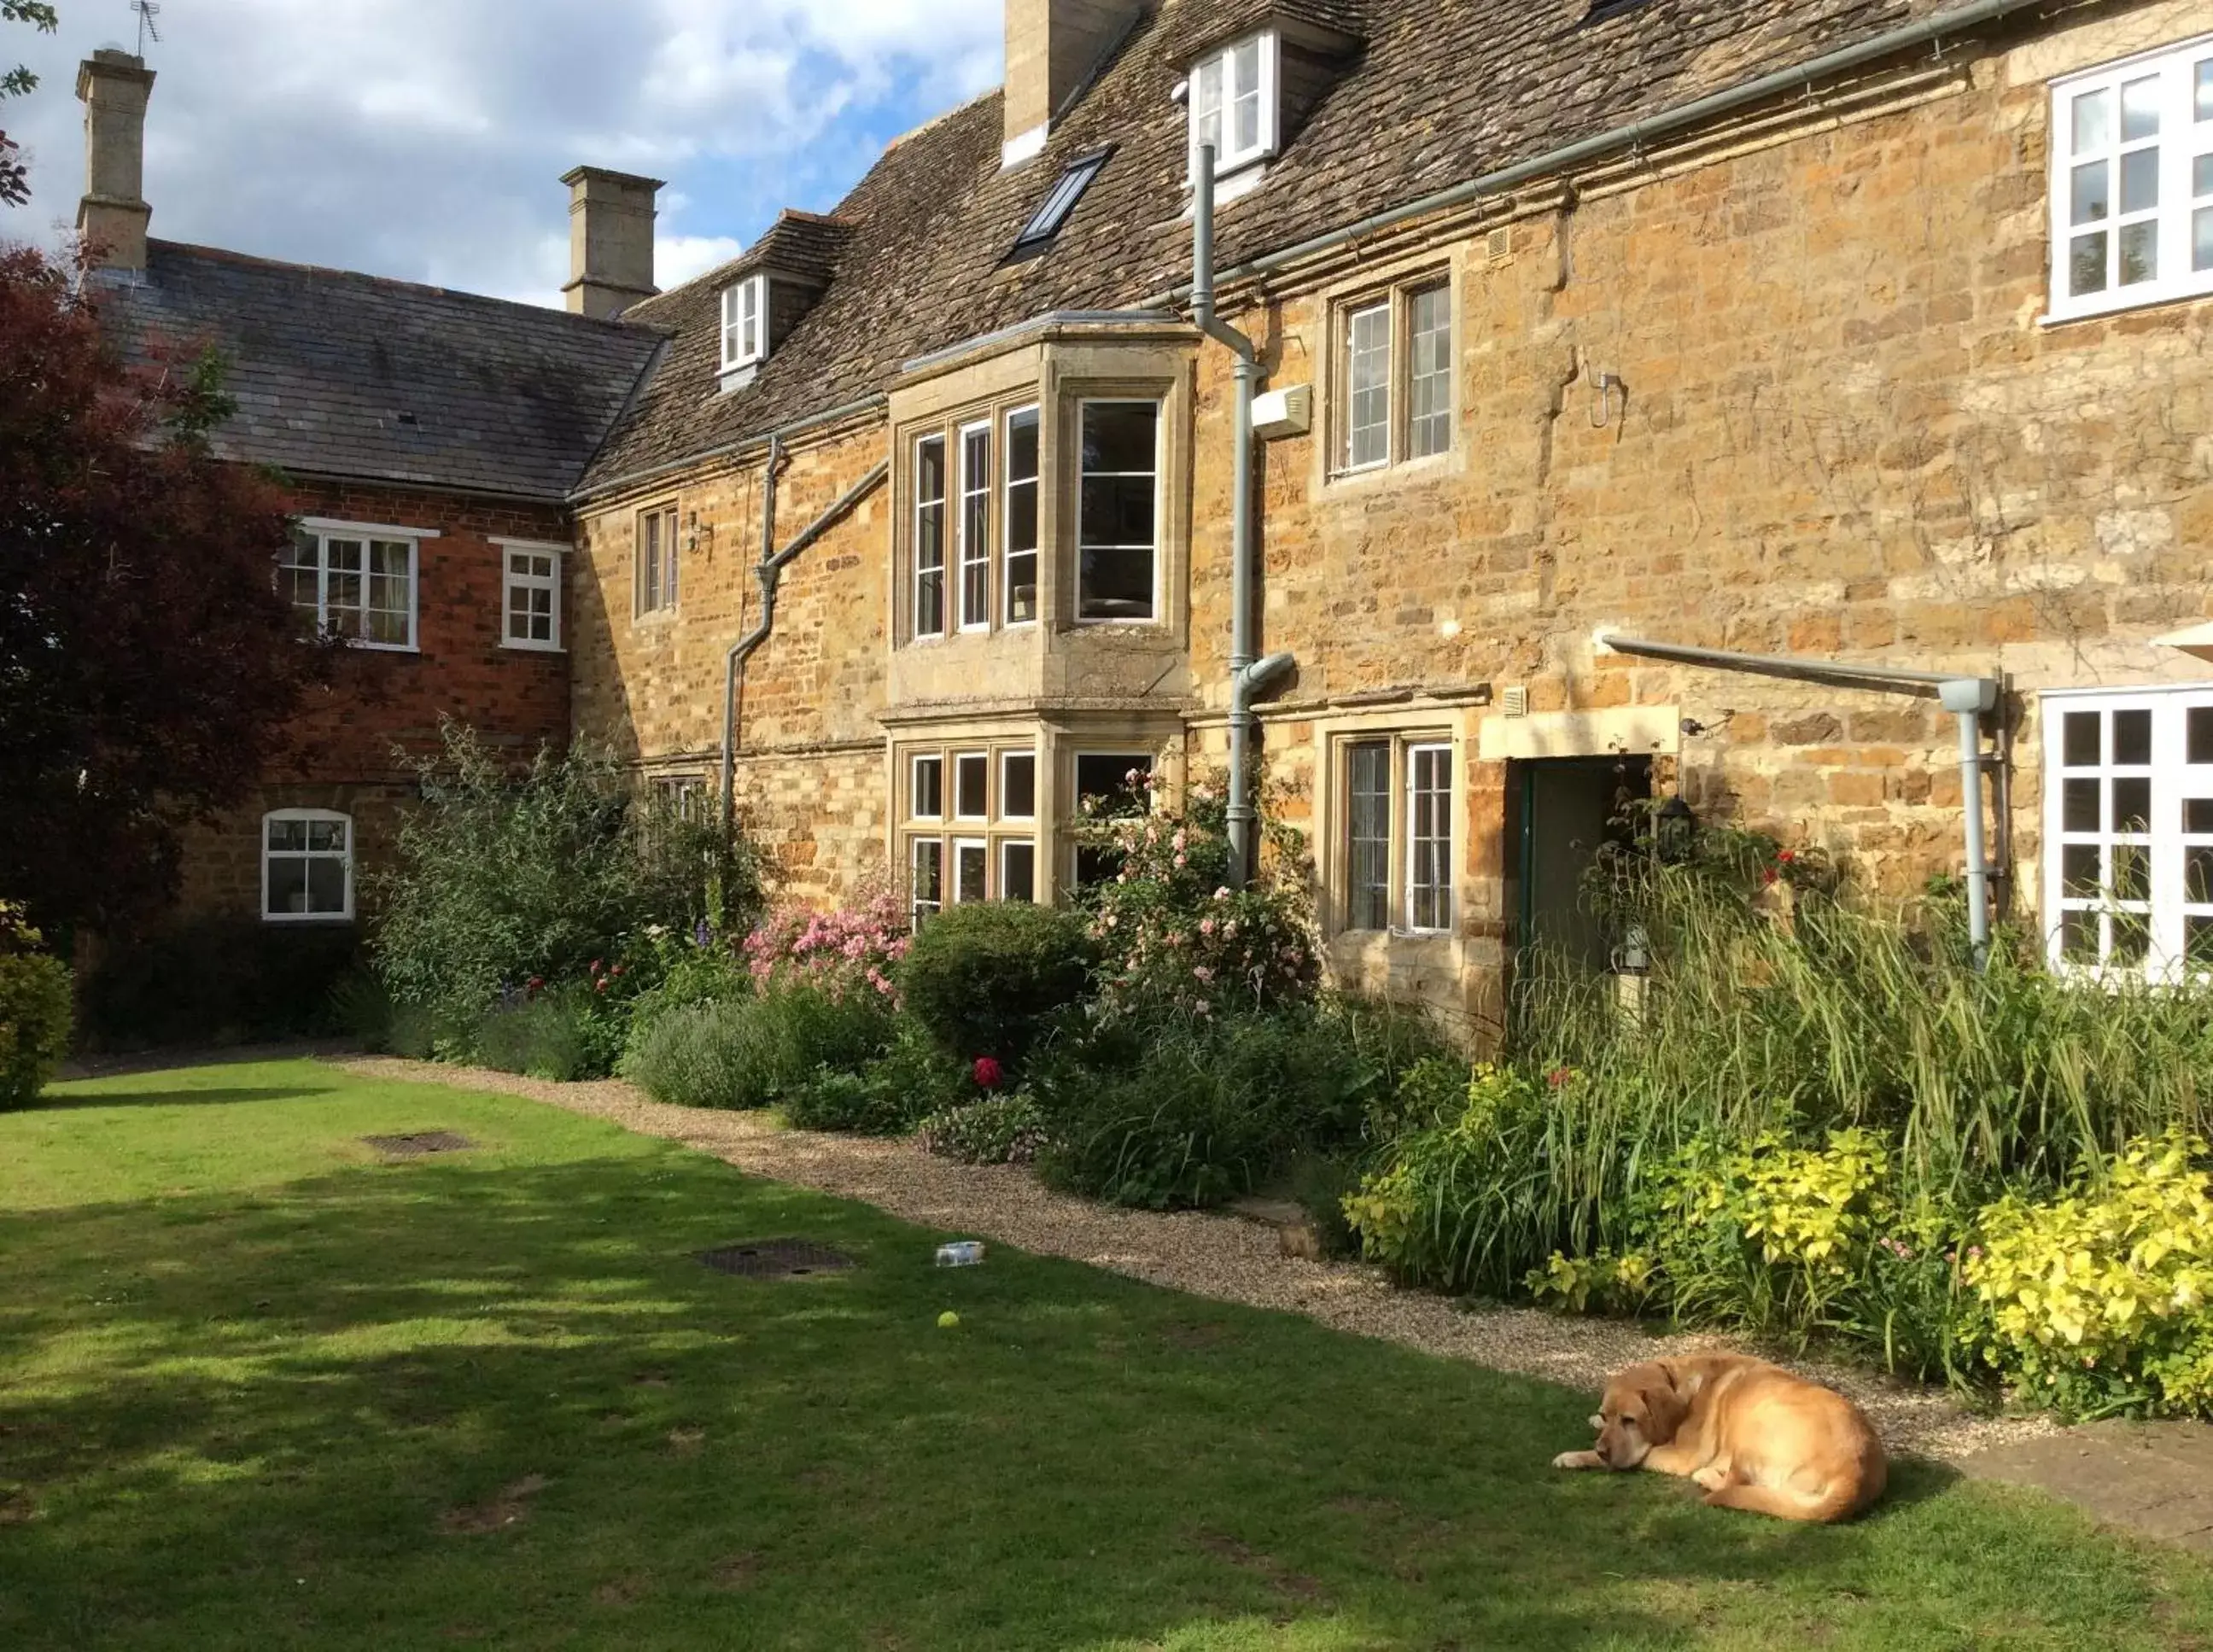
[1076,773,1317,1021]
[743,892,911,1002]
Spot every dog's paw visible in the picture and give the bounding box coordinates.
[1552,1450,1599,1471]
[1692,1465,1731,1492]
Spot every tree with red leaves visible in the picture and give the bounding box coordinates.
[0,246,329,934]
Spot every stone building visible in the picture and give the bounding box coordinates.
[76,0,2213,1037]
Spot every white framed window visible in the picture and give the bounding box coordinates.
[1001,750,1037,820]
[1407,744,1455,933]
[635,504,680,617]
[2047,35,2213,322]
[914,434,947,639]
[955,751,990,821]
[281,525,418,650]
[2043,686,2213,980]
[1334,277,1454,476]
[954,838,990,905]
[1001,839,1038,903]
[651,775,707,824]
[910,837,944,927]
[1003,406,1041,625]
[262,809,353,922]
[911,754,944,821]
[1077,400,1160,623]
[721,275,766,371]
[1189,32,1278,178]
[958,420,993,631]
[499,541,563,651]
[1346,739,1393,931]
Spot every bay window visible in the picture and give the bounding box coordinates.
[1003,406,1041,625]
[1077,400,1160,622]
[959,422,992,631]
[902,740,1042,910]
[915,435,947,639]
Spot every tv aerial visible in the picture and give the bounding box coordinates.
[131,0,162,55]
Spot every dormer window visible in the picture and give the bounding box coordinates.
[721,275,766,371]
[1189,32,1278,179]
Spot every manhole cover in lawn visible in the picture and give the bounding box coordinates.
[698,1240,854,1280]
[365,1132,476,1157]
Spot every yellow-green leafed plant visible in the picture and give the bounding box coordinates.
[0,900,73,1110]
[1526,1249,1658,1316]
[1738,1127,1892,1275]
[1966,1130,2213,1418]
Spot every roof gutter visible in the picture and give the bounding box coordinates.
[571,392,888,507]
[1156,0,2041,301]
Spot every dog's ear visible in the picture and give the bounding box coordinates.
[1638,1376,1689,1445]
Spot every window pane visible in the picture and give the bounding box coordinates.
[2193,708,2213,764]
[1078,476,1159,548]
[2187,798,2213,833]
[2114,776,2152,833]
[961,428,991,628]
[1078,546,1154,621]
[2191,915,2213,970]
[2119,220,2158,286]
[2199,154,2213,197]
[365,540,411,645]
[2199,60,2213,122]
[914,757,943,819]
[2070,231,2110,296]
[1001,842,1036,904]
[324,538,365,636]
[1077,404,1158,623]
[916,436,946,637]
[1076,755,1150,813]
[2071,159,2111,225]
[2115,708,2152,765]
[2061,910,2099,963]
[917,569,944,637]
[1081,403,1158,473]
[955,754,989,819]
[306,856,348,914]
[1001,752,1036,820]
[2121,147,2160,213]
[267,818,307,852]
[1005,409,1040,625]
[2187,845,2213,904]
[2072,88,2111,155]
[955,843,989,903]
[307,819,347,854]
[2064,778,2102,832]
[281,534,322,622]
[2121,75,2160,142]
[2064,710,2102,768]
[1408,284,1453,459]
[1407,745,1453,931]
[1346,303,1391,469]
[1232,38,1261,97]
[266,857,308,915]
[911,839,943,923]
[2113,911,2151,966]
[2196,206,2213,273]
[2115,842,2150,903]
[2062,843,2100,897]
[1347,741,1391,931]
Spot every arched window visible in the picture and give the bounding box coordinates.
[262,809,353,922]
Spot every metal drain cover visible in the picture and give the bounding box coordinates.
[365,1132,476,1156]
[698,1240,854,1280]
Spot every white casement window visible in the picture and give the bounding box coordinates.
[263,809,353,922]
[1003,406,1041,625]
[954,838,990,905]
[954,751,990,821]
[499,541,563,651]
[914,435,947,639]
[721,275,766,371]
[958,421,992,630]
[1077,400,1160,623]
[1189,32,1278,178]
[910,838,944,927]
[651,775,707,825]
[1339,736,1455,935]
[1001,750,1037,820]
[2048,36,2213,322]
[2044,686,2213,980]
[1001,839,1038,903]
[911,754,945,821]
[281,524,419,649]
[1337,277,1454,475]
[635,504,680,617]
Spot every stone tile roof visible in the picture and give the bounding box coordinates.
[103,241,667,502]
[582,0,1966,493]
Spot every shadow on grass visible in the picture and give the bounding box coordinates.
[26,1086,346,1112]
[0,1146,2201,1651]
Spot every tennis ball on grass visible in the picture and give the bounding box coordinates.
[937,1311,961,1329]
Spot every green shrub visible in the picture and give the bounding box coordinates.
[472,984,622,1082]
[80,916,359,1049]
[784,1024,969,1135]
[920,1094,1050,1165]
[622,983,896,1112]
[1282,1152,1363,1258]
[326,968,393,1052]
[1036,1012,1366,1210]
[622,942,753,1064]
[900,902,1095,1066]
[0,902,73,1109]
[370,725,761,1033]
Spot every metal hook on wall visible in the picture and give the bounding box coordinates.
[1590,366,1624,429]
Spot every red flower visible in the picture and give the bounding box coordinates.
[610,965,625,978]
[1546,1066,1574,1089]
[595,978,610,994]
[589,959,604,975]
[1762,869,1778,886]
[972,1057,1004,1090]
[1778,849,1797,865]
[527,976,545,991]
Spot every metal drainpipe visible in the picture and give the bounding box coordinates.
[1941,677,1999,968]
[1191,144,1293,888]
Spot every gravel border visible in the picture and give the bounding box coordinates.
[341,1055,2056,1463]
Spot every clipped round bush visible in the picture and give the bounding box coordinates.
[622,984,896,1111]
[1,902,73,1109]
[900,902,1095,1066]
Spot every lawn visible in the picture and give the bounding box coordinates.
[4,1065,2212,1650]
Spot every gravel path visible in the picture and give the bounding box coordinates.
[343,1055,2054,1464]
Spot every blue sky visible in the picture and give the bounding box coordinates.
[0,0,1003,304]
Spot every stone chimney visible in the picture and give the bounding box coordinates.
[1002,0,1143,168]
[76,50,156,274]
[561,166,663,319]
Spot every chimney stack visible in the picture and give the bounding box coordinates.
[76,50,156,274]
[1001,0,1142,168]
[561,166,663,319]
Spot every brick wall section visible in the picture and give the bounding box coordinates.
[171,476,574,925]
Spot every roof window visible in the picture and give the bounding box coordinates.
[1007,147,1113,261]
[1582,0,1655,23]
[1188,32,1278,180]
[721,273,766,373]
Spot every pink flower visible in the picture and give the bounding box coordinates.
[1194,999,1212,1016]
[1173,830,1188,852]
[1199,919,1217,937]
[1213,887,1230,902]
[610,964,625,978]
[589,959,604,975]
[1174,854,1188,868]
[973,1056,1004,1090]
[1194,966,1214,984]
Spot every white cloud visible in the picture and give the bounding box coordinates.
[0,0,1002,305]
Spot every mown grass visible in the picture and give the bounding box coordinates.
[4,1060,2213,1649]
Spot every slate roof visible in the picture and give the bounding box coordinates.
[102,241,667,501]
[583,0,1998,495]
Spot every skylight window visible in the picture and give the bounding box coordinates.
[1008,148,1112,260]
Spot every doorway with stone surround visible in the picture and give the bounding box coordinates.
[1512,755,1652,976]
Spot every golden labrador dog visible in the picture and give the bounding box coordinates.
[1551,1354,1886,1522]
